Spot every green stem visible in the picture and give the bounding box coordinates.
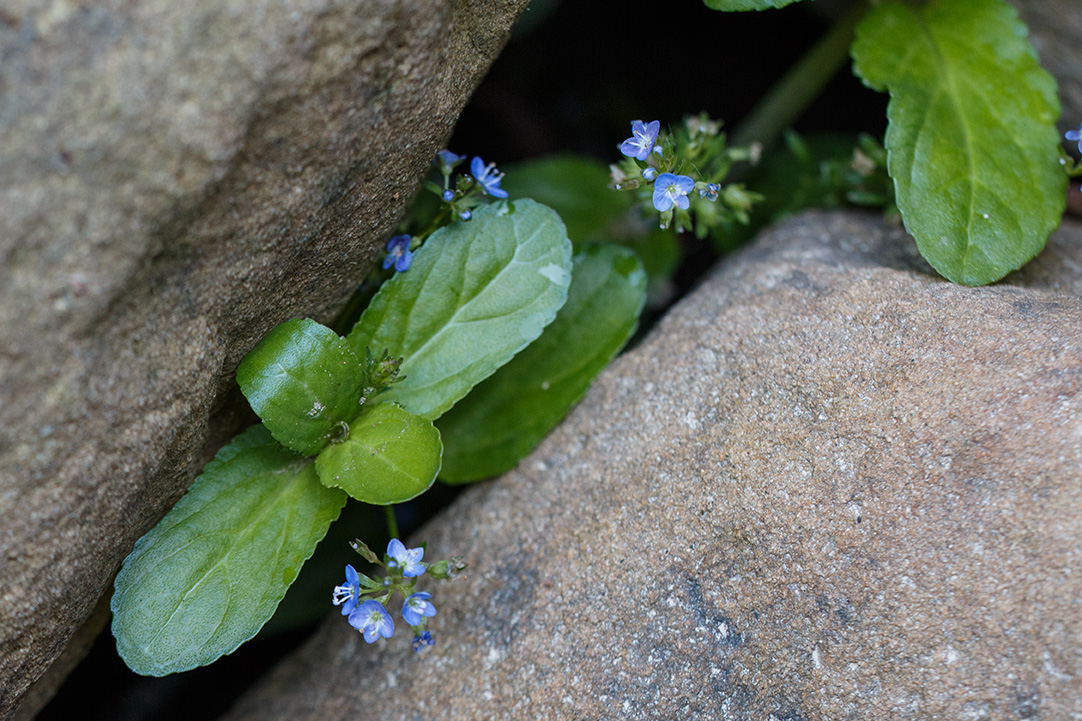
[384,505,400,539]
[730,3,866,151]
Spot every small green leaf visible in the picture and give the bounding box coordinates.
[237,319,364,455]
[437,245,647,483]
[851,0,1066,285]
[349,538,381,565]
[347,199,573,420]
[703,0,803,10]
[314,403,442,505]
[111,425,347,675]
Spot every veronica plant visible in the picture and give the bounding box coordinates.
[703,0,1072,286]
[111,148,649,674]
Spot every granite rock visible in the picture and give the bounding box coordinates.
[0,0,526,717]
[225,211,1082,721]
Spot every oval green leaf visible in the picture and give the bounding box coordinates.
[111,425,347,676]
[314,403,442,505]
[437,245,646,483]
[347,199,573,420]
[237,319,364,455]
[851,0,1066,286]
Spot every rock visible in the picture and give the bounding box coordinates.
[0,0,526,717]
[223,210,1082,721]
[1014,0,1082,129]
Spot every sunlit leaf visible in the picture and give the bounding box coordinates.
[851,0,1066,285]
[438,245,646,482]
[347,199,572,420]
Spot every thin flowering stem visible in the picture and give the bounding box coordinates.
[384,506,400,540]
[730,4,865,156]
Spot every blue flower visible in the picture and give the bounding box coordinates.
[620,120,660,161]
[441,189,455,202]
[1067,122,1082,154]
[470,157,509,198]
[387,538,426,577]
[458,209,472,221]
[642,167,657,181]
[383,235,412,272]
[652,173,695,212]
[332,564,361,616]
[435,150,466,174]
[402,591,437,626]
[348,600,395,643]
[699,183,721,201]
[412,630,435,652]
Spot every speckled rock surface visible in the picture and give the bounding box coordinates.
[1014,0,1082,129]
[224,211,1082,721]
[0,0,526,717]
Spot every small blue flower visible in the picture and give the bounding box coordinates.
[458,209,472,221]
[441,189,455,202]
[332,564,361,616]
[387,538,426,577]
[652,173,695,212]
[402,591,437,626]
[699,183,721,201]
[412,630,435,652]
[620,120,660,161]
[642,167,657,181]
[348,600,395,643]
[1067,122,1082,154]
[383,235,412,272]
[435,150,466,174]
[470,157,509,198]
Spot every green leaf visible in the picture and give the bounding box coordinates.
[500,155,634,244]
[437,245,646,483]
[501,155,682,286]
[314,403,442,505]
[851,0,1066,286]
[237,319,364,455]
[111,425,347,675]
[703,0,803,10]
[347,199,573,420]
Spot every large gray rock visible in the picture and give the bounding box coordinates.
[224,211,1082,721]
[0,0,527,717]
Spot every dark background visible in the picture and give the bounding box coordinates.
[38,1,885,719]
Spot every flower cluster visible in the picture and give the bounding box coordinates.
[377,150,511,274]
[611,114,762,236]
[426,150,508,223]
[333,538,465,651]
[356,348,403,408]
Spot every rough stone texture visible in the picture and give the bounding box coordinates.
[0,0,526,717]
[224,211,1082,721]
[1014,0,1082,130]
